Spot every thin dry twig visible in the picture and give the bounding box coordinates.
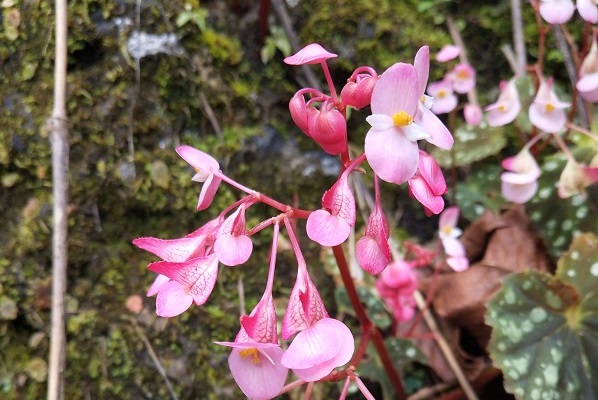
[47,0,69,398]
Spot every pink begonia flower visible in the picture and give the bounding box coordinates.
[282,264,329,340]
[216,342,288,400]
[540,0,576,24]
[214,204,253,266]
[578,0,598,23]
[436,44,461,62]
[408,151,447,216]
[376,260,417,321]
[147,254,219,317]
[413,46,455,150]
[577,33,598,102]
[464,103,483,126]
[340,67,378,109]
[307,170,355,246]
[365,63,430,184]
[284,43,337,65]
[448,63,476,94]
[307,99,348,155]
[438,207,469,272]
[558,155,598,198]
[289,90,320,136]
[356,179,391,275]
[501,148,542,204]
[529,78,570,133]
[281,318,354,382]
[485,79,521,127]
[176,145,222,211]
[427,79,458,114]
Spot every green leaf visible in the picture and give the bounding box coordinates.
[486,233,598,400]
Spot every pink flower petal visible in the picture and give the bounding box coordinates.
[321,175,356,226]
[447,256,469,272]
[148,255,219,305]
[449,64,476,94]
[281,318,354,382]
[133,234,207,263]
[408,175,444,215]
[306,209,351,247]
[197,174,222,211]
[578,0,598,23]
[147,274,170,297]
[436,44,461,62]
[214,235,253,266]
[356,235,390,275]
[539,0,575,24]
[464,103,483,126]
[418,151,447,196]
[371,63,419,117]
[414,45,430,96]
[227,345,288,400]
[241,293,278,344]
[284,43,337,65]
[155,280,193,317]
[365,127,419,184]
[439,206,460,231]
[577,74,598,102]
[501,180,539,204]
[441,236,466,257]
[176,145,219,173]
[415,105,454,150]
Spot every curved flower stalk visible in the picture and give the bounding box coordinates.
[528,77,570,133]
[438,207,469,272]
[176,145,223,211]
[427,79,458,114]
[501,147,542,204]
[356,175,391,275]
[485,79,521,127]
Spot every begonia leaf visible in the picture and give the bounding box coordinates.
[486,233,598,400]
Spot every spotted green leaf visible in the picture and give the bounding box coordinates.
[486,233,598,400]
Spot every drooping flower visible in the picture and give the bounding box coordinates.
[356,176,391,275]
[501,147,542,203]
[413,46,455,150]
[376,260,418,321]
[438,207,469,272]
[340,67,378,109]
[306,171,355,246]
[365,63,430,184]
[426,79,458,114]
[539,0,576,24]
[464,103,483,126]
[284,43,337,65]
[448,63,476,94]
[214,203,253,266]
[307,99,348,155]
[436,44,461,62]
[281,318,354,382]
[176,145,222,211]
[407,151,447,215]
[529,77,570,133]
[147,254,219,317]
[577,32,598,102]
[485,79,521,127]
[558,155,598,198]
[578,0,598,23]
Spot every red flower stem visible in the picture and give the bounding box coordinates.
[349,324,372,366]
[332,244,407,399]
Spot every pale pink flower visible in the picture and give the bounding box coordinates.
[356,177,391,275]
[539,0,576,24]
[529,78,570,133]
[501,148,541,203]
[147,254,219,317]
[365,63,430,184]
[464,103,483,126]
[558,155,598,198]
[427,79,458,114]
[281,318,354,382]
[408,151,447,216]
[485,79,521,127]
[284,43,337,65]
[448,63,476,94]
[376,260,417,321]
[214,204,253,266]
[413,46,455,150]
[578,0,598,23]
[438,207,469,272]
[176,145,222,211]
[306,170,355,246]
[436,44,461,62]
[577,33,598,102]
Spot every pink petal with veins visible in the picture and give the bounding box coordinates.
[155,280,193,317]
[284,43,337,65]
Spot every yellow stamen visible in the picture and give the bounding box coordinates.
[544,103,555,112]
[437,90,446,99]
[498,104,506,112]
[239,348,261,364]
[442,226,453,235]
[392,111,413,127]
[457,70,469,79]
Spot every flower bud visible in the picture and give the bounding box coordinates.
[340,74,377,109]
[464,103,482,126]
[308,101,347,155]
